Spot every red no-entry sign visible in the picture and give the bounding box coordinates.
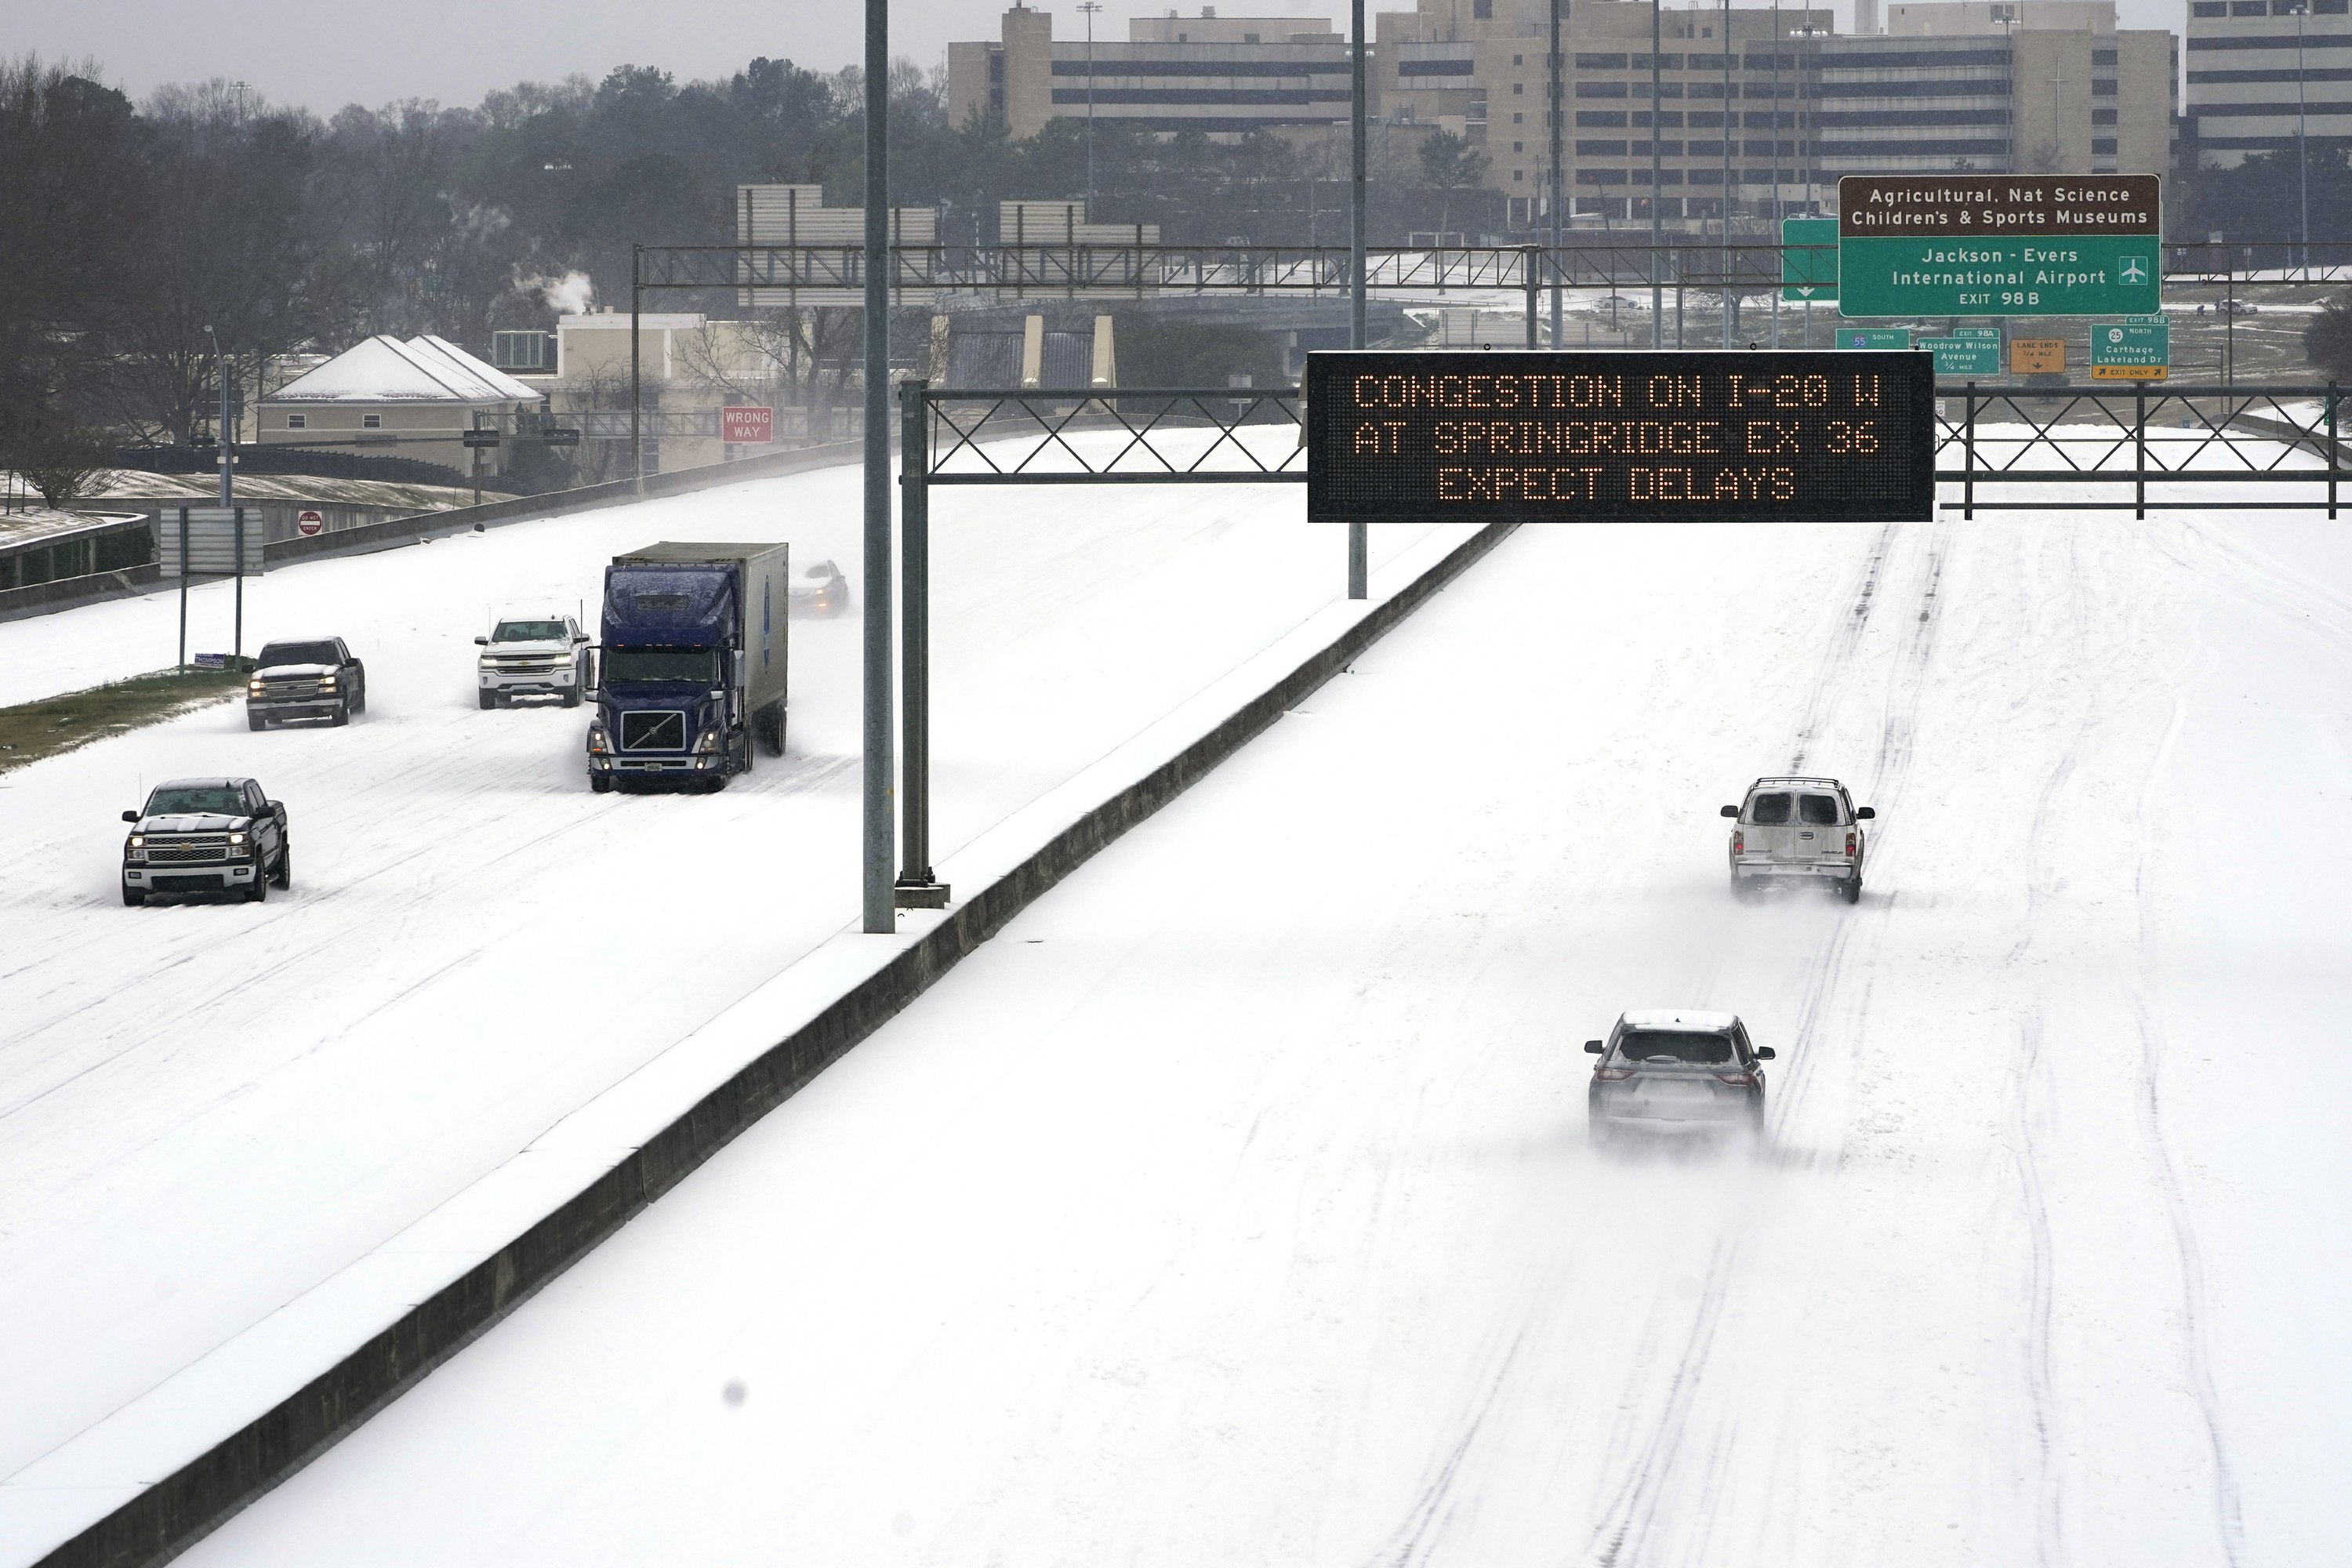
[296,510,325,536]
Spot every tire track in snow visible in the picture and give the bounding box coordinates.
[1374,1317,1534,1567]
[2007,1011,2067,1568]
[1575,520,1946,1566]
[2129,695,2247,1568]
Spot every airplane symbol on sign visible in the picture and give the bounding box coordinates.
[2120,256,2150,285]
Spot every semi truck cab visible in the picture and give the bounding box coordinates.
[586,543,789,793]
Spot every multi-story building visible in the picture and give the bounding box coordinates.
[2182,0,2350,169]
[948,5,1350,140]
[1375,0,1831,226]
[1817,2,2172,180]
[952,0,2179,227]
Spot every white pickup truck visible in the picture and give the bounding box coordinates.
[475,614,591,709]
[1722,775,1875,903]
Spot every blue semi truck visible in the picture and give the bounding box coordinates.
[586,542,790,793]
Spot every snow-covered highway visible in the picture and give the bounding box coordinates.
[0,448,1470,1515]
[167,505,2352,1565]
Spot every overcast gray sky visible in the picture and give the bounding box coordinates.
[3,0,2180,114]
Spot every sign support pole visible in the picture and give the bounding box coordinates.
[233,507,244,662]
[2329,385,2339,521]
[1348,0,1369,600]
[1523,245,1539,348]
[2135,382,2147,521]
[895,379,944,906]
[862,0,896,935]
[176,507,189,670]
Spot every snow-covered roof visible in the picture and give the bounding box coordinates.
[265,335,540,405]
[1618,1009,1742,1031]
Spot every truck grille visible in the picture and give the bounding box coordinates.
[148,837,231,864]
[258,680,325,699]
[488,655,568,671]
[619,710,687,751]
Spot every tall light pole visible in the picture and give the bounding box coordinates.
[2297,1,2310,271]
[1721,0,1733,348]
[1548,0,1566,348]
[203,325,230,508]
[1078,0,1102,208]
[862,0,894,934]
[1348,0,1368,599]
[1650,0,1663,345]
[1770,0,1781,347]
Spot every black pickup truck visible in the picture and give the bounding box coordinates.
[122,777,291,905]
[247,637,367,730]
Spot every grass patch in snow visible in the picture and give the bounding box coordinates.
[0,667,247,773]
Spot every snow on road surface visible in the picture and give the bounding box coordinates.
[178,506,2351,1566]
[0,444,1468,1497]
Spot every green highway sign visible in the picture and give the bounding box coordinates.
[1782,216,1838,302]
[1948,326,2002,339]
[1838,235,2161,318]
[1836,328,1911,350]
[1920,336,2003,376]
[2090,314,2169,379]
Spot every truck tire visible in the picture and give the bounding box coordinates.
[354,683,366,714]
[246,864,268,903]
[561,684,580,709]
[249,713,267,731]
[271,842,292,890]
[590,775,612,794]
[479,691,496,710]
[1840,874,1862,905]
[122,886,145,907]
[332,700,350,728]
[754,702,785,757]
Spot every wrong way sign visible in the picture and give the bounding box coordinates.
[721,405,774,445]
[296,509,325,536]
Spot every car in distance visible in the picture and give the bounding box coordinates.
[121,777,290,906]
[475,614,591,708]
[1586,1010,1773,1146]
[1722,775,1874,902]
[248,637,366,730]
[787,558,851,618]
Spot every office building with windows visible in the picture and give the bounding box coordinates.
[2182,0,2351,167]
[947,5,1349,140]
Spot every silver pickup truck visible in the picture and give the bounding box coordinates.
[121,778,291,906]
[1722,775,1874,902]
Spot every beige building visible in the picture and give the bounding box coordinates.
[1374,0,2171,222]
[257,336,542,477]
[949,5,1352,141]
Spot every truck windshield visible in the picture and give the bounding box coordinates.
[604,648,719,685]
[145,786,247,816]
[492,620,566,642]
[1615,1031,1734,1065]
[257,641,338,667]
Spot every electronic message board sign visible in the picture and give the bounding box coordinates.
[1305,350,1936,525]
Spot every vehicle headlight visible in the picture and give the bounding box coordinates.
[318,677,337,689]
[248,681,264,695]
[125,837,145,860]
[228,832,247,846]
[586,726,610,755]
[693,728,721,754]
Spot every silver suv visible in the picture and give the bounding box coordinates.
[1586,1010,1773,1146]
[1722,775,1874,902]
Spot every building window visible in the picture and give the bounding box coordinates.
[1472,0,1491,15]
[1243,31,1260,42]
[1577,110,1628,126]
[2230,1,2265,13]
[1513,82,1525,94]
[2190,1,2225,11]
[285,413,306,430]
[2092,137,2118,153]
[2319,0,2348,13]
[1512,140,1524,151]
[1513,111,1524,122]
[1513,168,1524,181]
[1512,53,1523,65]
[1577,82,1628,98]
[362,414,382,430]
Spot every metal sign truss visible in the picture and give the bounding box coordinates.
[1939,382,2348,517]
[922,388,1305,485]
[636,240,2352,300]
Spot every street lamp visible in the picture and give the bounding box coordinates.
[1078,0,1102,206]
[1548,0,1564,348]
[1650,0,1663,346]
[2295,0,2310,272]
[202,324,230,509]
